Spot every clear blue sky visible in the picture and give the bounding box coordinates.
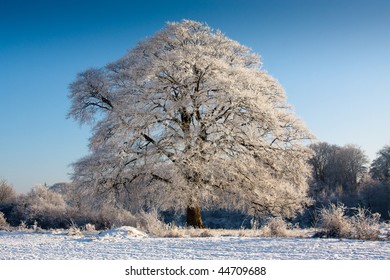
[1,0,389,193]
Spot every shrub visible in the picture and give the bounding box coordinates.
[17,221,28,231]
[318,203,352,238]
[91,207,138,229]
[15,185,68,229]
[350,207,381,240]
[67,221,83,236]
[0,211,9,229]
[136,209,165,233]
[318,203,381,240]
[83,223,97,232]
[261,217,291,237]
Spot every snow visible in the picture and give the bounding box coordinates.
[0,227,389,260]
[97,226,148,239]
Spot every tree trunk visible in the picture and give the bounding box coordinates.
[186,206,205,228]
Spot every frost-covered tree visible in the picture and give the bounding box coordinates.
[15,184,68,228]
[68,20,313,227]
[0,179,16,204]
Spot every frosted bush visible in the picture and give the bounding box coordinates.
[350,207,381,240]
[318,204,381,240]
[17,221,27,231]
[83,223,96,232]
[16,185,68,228]
[96,207,138,229]
[319,203,352,238]
[0,211,9,228]
[261,217,291,237]
[68,223,83,236]
[136,209,166,235]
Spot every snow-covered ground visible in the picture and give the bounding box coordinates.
[0,227,389,260]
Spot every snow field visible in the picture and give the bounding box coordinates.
[0,227,389,260]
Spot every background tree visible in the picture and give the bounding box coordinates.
[0,179,17,224]
[68,20,313,227]
[360,144,390,219]
[370,144,390,184]
[335,144,369,194]
[0,179,16,204]
[309,142,369,204]
[309,142,338,187]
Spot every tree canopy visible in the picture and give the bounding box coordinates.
[68,20,314,226]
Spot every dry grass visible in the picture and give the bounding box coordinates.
[142,225,308,238]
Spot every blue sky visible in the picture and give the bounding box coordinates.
[1,0,389,193]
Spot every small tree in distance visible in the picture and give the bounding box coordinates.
[68,20,314,227]
[0,179,16,204]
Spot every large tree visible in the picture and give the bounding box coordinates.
[68,20,313,227]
